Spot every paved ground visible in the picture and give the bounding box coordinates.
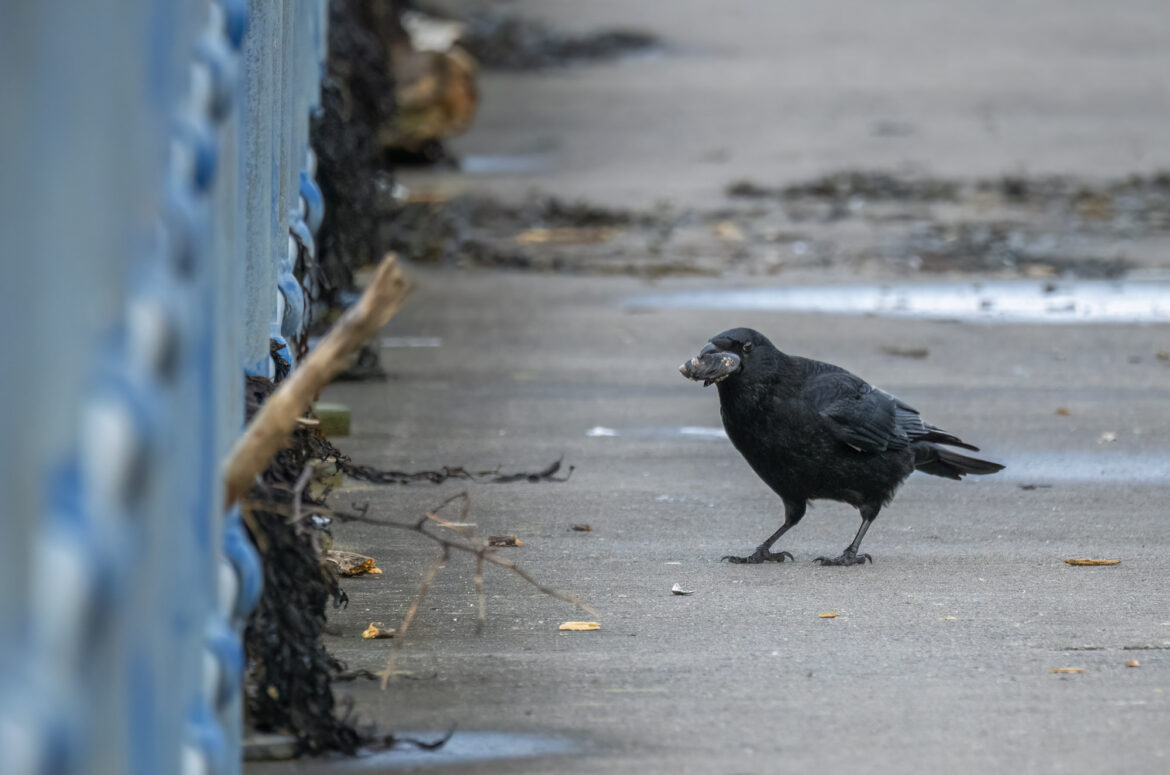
[251,2,1170,772]
[426,0,1170,208]
[248,271,1170,774]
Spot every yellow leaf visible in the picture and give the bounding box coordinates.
[818,612,838,619]
[559,621,601,631]
[713,221,745,242]
[1126,660,1141,668]
[514,227,616,245]
[362,622,395,639]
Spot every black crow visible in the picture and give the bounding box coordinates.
[680,327,1004,565]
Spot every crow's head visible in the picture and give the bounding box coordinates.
[679,328,776,386]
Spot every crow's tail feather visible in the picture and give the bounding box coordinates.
[917,425,980,451]
[915,444,1005,480]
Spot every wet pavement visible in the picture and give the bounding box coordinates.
[251,1,1170,772]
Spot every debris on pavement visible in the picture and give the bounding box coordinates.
[324,550,381,576]
[559,621,601,631]
[880,345,929,359]
[671,584,696,596]
[819,612,839,619]
[1126,660,1141,668]
[1055,407,1072,416]
[487,535,523,547]
[1064,559,1121,566]
[570,523,593,532]
[308,402,348,440]
[1019,483,1053,490]
[341,456,574,485]
[381,10,477,160]
[514,226,618,245]
[362,622,396,639]
[1050,667,1086,674]
[713,220,745,242]
[1098,431,1117,443]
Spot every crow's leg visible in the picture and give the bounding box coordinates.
[815,503,877,566]
[722,499,805,564]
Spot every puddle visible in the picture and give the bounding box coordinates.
[583,429,1170,482]
[587,425,728,440]
[299,732,579,771]
[460,153,555,175]
[1003,452,1170,483]
[629,281,1170,324]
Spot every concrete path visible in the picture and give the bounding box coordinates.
[249,270,1170,774]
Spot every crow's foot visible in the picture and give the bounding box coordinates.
[814,550,872,566]
[721,546,794,564]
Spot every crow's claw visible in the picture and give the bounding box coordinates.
[721,548,794,564]
[814,551,872,566]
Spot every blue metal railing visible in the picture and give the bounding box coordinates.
[0,1,328,772]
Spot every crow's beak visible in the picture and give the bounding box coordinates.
[679,341,742,387]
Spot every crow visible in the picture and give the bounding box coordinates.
[679,327,1004,565]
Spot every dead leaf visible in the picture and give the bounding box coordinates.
[1126,659,1141,668]
[1050,667,1085,674]
[570,524,592,532]
[559,621,601,631]
[369,567,383,575]
[487,535,523,547]
[880,345,929,359]
[325,550,379,576]
[713,221,745,242]
[1055,407,1072,416]
[1064,559,1121,566]
[671,583,695,596]
[1024,263,1058,279]
[818,612,838,619]
[362,622,395,639]
[514,227,617,245]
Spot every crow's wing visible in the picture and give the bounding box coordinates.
[802,370,978,453]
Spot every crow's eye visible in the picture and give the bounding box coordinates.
[742,342,753,353]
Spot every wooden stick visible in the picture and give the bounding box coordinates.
[222,254,409,508]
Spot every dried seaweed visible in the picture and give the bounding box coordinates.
[310,0,400,318]
[340,456,573,485]
[243,500,359,755]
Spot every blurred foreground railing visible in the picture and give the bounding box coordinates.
[0,1,327,772]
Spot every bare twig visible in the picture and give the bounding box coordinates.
[223,253,409,508]
[291,465,313,524]
[474,554,485,635]
[347,510,594,615]
[378,553,445,690]
[245,486,595,689]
